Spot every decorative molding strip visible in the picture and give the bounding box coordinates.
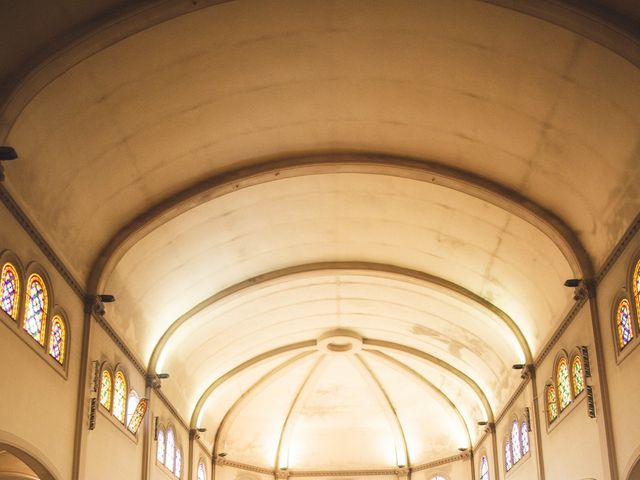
[215,459,274,475]
[595,211,640,286]
[496,377,529,425]
[0,184,84,298]
[534,297,588,368]
[154,387,190,434]
[411,452,470,472]
[290,469,396,477]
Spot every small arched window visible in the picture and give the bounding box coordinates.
[112,371,127,423]
[48,315,66,364]
[166,428,175,472]
[157,428,166,464]
[175,448,182,478]
[1,262,20,319]
[126,390,140,426]
[556,357,571,411]
[431,477,446,480]
[479,455,489,480]
[23,273,48,345]
[571,354,585,396]
[197,462,206,480]
[127,398,148,435]
[511,420,522,463]
[616,299,634,349]
[505,439,512,471]
[546,384,558,423]
[521,421,529,455]
[99,369,113,410]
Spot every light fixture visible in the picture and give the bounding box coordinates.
[397,465,406,469]
[512,364,526,370]
[157,373,170,379]
[98,294,116,303]
[218,453,227,458]
[564,279,582,287]
[0,146,17,160]
[477,421,488,426]
[457,447,468,452]
[197,427,207,433]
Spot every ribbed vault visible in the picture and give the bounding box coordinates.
[0,0,638,472]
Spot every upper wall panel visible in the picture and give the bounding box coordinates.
[3,0,639,286]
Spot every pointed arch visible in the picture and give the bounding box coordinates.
[112,370,127,423]
[0,261,20,320]
[157,426,166,464]
[555,355,572,411]
[570,353,585,397]
[23,273,48,345]
[127,398,147,435]
[615,298,634,350]
[47,314,67,365]
[99,368,113,411]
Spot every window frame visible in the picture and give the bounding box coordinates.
[612,293,640,363]
[0,254,23,321]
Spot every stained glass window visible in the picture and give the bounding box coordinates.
[127,398,147,435]
[511,420,522,463]
[633,259,640,324]
[1,263,19,319]
[23,274,48,345]
[157,429,165,464]
[100,370,112,410]
[175,448,182,478]
[48,315,66,364]
[112,371,127,423]
[521,421,529,455]
[571,355,585,396]
[126,391,140,426]
[197,463,206,480]
[556,357,571,411]
[546,385,558,423]
[617,299,634,349]
[480,455,489,480]
[505,440,512,471]
[166,428,175,472]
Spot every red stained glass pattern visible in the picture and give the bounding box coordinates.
[571,355,585,396]
[23,274,48,345]
[1,263,19,319]
[546,385,558,423]
[48,316,66,364]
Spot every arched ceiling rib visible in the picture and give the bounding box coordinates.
[149,262,533,374]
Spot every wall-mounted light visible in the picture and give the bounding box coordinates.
[157,373,170,379]
[218,452,227,457]
[477,421,488,426]
[563,279,582,288]
[512,364,526,370]
[98,294,116,303]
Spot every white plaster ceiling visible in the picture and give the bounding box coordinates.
[1,0,639,472]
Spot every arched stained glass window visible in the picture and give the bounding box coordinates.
[100,370,112,410]
[23,274,48,345]
[197,462,206,480]
[546,384,558,423]
[175,448,182,478]
[616,299,634,349]
[571,354,585,396]
[166,428,175,472]
[157,428,165,464]
[430,477,446,480]
[521,421,529,455]
[633,259,640,323]
[126,390,140,427]
[556,357,571,411]
[1,262,19,319]
[480,455,489,480]
[112,371,127,423]
[48,315,66,364]
[128,398,147,435]
[511,420,522,463]
[505,440,512,471]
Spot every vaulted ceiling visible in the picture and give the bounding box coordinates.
[1,0,639,471]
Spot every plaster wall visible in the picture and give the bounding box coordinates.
[149,388,190,480]
[83,322,145,480]
[0,202,83,480]
[595,227,640,479]
[535,306,604,479]
[215,466,272,480]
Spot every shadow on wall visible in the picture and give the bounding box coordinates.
[629,458,640,480]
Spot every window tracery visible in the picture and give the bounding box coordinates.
[521,421,529,455]
[48,315,66,364]
[504,439,512,471]
[556,357,571,411]
[166,427,175,472]
[100,369,113,410]
[571,354,585,397]
[546,384,558,423]
[616,298,634,349]
[127,398,147,435]
[157,428,165,464]
[633,258,640,323]
[112,370,127,423]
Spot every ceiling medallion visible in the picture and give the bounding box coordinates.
[317,329,363,355]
